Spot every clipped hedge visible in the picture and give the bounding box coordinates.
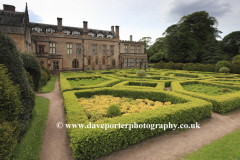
[63,88,212,160]
[40,62,51,81]
[172,81,240,113]
[0,65,21,160]
[215,60,229,72]
[0,31,35,132]
[20,53,42,91]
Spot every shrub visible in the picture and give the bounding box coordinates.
[209,64,216,72]
[136,70,147,86]
[215,60,229,72]
[20,53,42,90]
[0,31,35,132]
[156,60,166,69]
[25,71,34,90]
[219,67,230,78]
[174,63,184,70]
[222,88,230,93]
[182,63,189,70]
[187,63,194,71]
[86,66,90,73]
[232,54,240,62]
[106,104,121,118]
[41,70,48,86]
[75,78,80,81]
[92,77,96,80]
[79,83,85,86]
[229,61,240,74]
[164,61,173,69]
[39,62,51,81]
[203,64,211,72]
[0,65,21,160]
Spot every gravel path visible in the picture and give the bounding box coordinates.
[36,76,240,160]
[36,76,75,160]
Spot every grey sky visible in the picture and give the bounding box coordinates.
[1,0,239,43]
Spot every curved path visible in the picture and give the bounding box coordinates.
[37,77,240,160]
[36,76,75,160]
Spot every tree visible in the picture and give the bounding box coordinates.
[222,31,240,57]
[136,70,147,86]
[219,67,230,78]
[86,66,90,73]
[163,11,222,63]
[139,37,152,60]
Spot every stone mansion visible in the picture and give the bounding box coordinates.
[0,4,147,73]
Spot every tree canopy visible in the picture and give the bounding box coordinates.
[222,31,240,57]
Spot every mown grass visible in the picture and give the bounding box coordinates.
[182,83,238,96]
[184,128,240,160]
[12,96,50,160]
[68,77,109,87]
[40,74,57,93]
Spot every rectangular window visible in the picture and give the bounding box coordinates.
[131,46,135,53]
[103,45,106,55]
[50,43,55,54]
[124,45,128,53]
[110,46,114,55]
[93,45,97,54]
[137,46,140,53]
[39,45,44,53]
[67,44,72,54]
[76,44,81,54]
[125,58,127,67]
[53,61,59,70]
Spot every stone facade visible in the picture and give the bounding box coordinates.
[0,4,147,73]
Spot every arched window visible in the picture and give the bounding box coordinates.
[102,58,105,65]
[88,58,91,65]
[112,59,115,67]
[72,59,79,68]
[95,58,98,65]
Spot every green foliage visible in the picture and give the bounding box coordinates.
[106,104,121,118]
[149,52,165,63]
[222,88,230,93]
[86,66,90,73]
[187,63,194,71]
[203,64,211,72]
[229,61,240,74]
[232,54,240,62]
[75,78,80,81]
[92,77,96,80]
[215,61,229,72]
[0,65,21,160]
[164,61,173,69]
[136,70,147,78]
[25,71,34,90]
[20,53,42,90]
[219,67,230,73]
[40,75,57,93]
[182,63,189,70]
[156,60,166,69]
[0,31,35,132]
[39,62,51,81]
[41,70,48,86]
[222,31,240,57]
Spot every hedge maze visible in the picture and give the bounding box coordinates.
[60,68,240,160]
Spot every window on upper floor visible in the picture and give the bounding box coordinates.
[124,45,128,53]
[39,45,44,53]
[50,43,56,54]
[93,45,97,54]
[137,46,140,53]
[107,35,113,39]
[32,27,42,33]
[63,30,71,35]
[131,46,135,53]
[110,46,114,55]
[72,31,80,36]
[46,29,55,34]
[97,33,104,38]
[88,32,94,37]
[67,44,72,54]
[103,45,107,55]
[76,44,81,54]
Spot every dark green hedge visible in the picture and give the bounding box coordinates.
[0,65,21,160]
[40,62,51,81]
[0,31,35,132]
[20,53,42,91]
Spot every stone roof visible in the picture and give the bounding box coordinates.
[0,10,25,26]
[30,22,115,36]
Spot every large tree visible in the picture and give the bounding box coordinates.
[222,31,240,57]
[163,11,222,63]
[139,37,153,61]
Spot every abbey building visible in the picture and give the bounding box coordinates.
[0,4,147,73]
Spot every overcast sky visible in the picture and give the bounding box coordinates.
[1,0,240,43]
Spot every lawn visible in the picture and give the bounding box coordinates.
[12,96,50,160]
[40,74,57,93]
[68,77,109,87]
[184,128,240,160]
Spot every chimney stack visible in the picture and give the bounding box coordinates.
[111,26,114,33]
[57,18,62,32]
[130,35,132,41]
[3,4,15,12]
[115,26,119,39]
[83,21,88,35]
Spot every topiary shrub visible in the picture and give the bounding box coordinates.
[222,88,230,93]
[0,31,35,133]
[209,64,216,72]
[106,104,121,118]
[203,64,211,72]
[156,60,166,69]
[229,61,240,74]
[164,61,173,69]
[92,77,96,80]
[174,63,184,70]
[25,71,34,90]
[20,53,42,91]
[232,54,240,62]
[215,60,229,72]
[219,67,230,78]
[187,63,194,71]
[41,70,48,86]
[39,62,51,81]
[75,78,80,81]
[0,64,21,160]
[182,63,189,70]
[136,69,147,86]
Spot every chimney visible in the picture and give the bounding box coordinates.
[111,26,114,33]
[3,4,15,12]
[115,26,119,38]
[57,18,62,32]
[83,21,88,34]
[130,35,132,41]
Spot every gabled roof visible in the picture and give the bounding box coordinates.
[0,10,25,27]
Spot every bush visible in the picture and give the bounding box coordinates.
[92,77,96,80]
[107,104,121,117]
[39,62,51,81]
[222,88,230,93]
[203,64,211,72]
[174,63,184,70]
[20,53,42,91]
[0,31,35,132]
[75,78,80,81]
[0,65,21,160]
[229,61,240,74]
[182,63,189,70]
[193,63,204,71]
[25,71,34,90]
[209,64,216,72]
[156,60,166,69]
[164,61,173,69]
[233,54,240,62]
[187,63,194,71]
[41,70,48,86]
[215,60,229,72]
